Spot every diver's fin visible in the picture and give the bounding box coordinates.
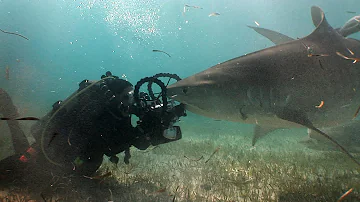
[252,125,279,146]
[0,88,29,153]
[247,26,294,45]
[275,107,360,167]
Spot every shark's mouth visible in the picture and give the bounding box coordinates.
[183,103,210,116]
[184,102,205,111]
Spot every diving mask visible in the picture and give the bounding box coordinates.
[163,125,182,140]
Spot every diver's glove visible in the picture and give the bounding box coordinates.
[101,71,119,79]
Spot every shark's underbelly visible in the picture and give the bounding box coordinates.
[196,82,360,129]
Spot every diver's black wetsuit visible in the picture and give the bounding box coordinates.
[0,72,185,181]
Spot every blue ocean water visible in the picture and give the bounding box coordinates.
[0,0,358,109]
[1,1,360,201]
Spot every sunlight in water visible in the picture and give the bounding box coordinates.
[77,0,162,38]
[105,1,160,36]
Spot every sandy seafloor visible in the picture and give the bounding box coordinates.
[1,0,360,201]
[0,107,359,201]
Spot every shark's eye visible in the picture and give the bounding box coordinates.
[182,88,188,94]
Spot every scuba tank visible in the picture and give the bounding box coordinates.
[31,77,125,174]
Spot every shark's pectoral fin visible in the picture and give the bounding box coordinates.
[247,26,295,45]
[252,125,280,146]
[275,107,360,167]
[275,107,313,127]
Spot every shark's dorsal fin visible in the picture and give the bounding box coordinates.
[311,6,323,27]
[248,6,334,46]
[247,26,295,45]
[307,6,338,40]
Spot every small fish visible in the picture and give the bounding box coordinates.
[156,188,166,193]
[48,133,60,146]
[336,51,360,63]
[209,12,220,17]
[353,105,360,119]
[338,188,353,202]
[16,117,39,120]
[315,100,324,108]
[318,60,324,70]
[0,28,29,40]
[184,155,204,161]
[184,4,203,9]
[302,43,329,57]
[5,66,9,80]
[346,11,356,14]
[347,48,355,55]
[83,171,112,180]
[0,117,40,120]
[254,21,260,26]
[205,147,220,163]
[152,49,171,57]
[172,186,180,202]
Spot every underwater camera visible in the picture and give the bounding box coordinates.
[133,73,186,143]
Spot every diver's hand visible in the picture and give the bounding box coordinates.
[101,71,119,79]
[131,126,151,150]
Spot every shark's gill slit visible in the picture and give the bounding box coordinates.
[269,87,279,107]
[239,105,248,120]
[247,86,261,107]
[246,86,253,104]
[259,87,264,108]
[247,86,277,109]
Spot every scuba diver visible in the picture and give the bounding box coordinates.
[0,71,186,181]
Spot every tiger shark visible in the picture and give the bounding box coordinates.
[167,6,360,164]
[247,11,360,149]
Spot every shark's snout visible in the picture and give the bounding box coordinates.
[167,80,190,102]
[167,71,219,100]
[167,78,216,117]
